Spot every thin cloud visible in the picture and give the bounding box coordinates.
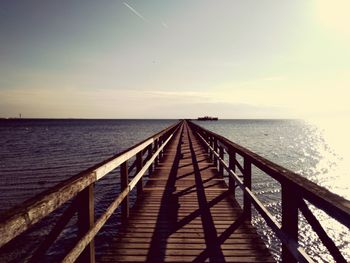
[147,90,210,98]
[262,76,287,81]
[123,2,149,23]
[161,21,169,29]
[145,90,217,103]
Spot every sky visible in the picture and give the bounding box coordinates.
[0,0,349,119]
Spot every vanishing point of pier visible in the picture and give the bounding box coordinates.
[0,120,349,262]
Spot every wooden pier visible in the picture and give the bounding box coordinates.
[99,121,272,262]
[0,120,349,263]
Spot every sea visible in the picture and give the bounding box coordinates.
[0,119,349,262]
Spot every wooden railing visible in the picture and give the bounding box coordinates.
[0,121,182,263]
[188,121,350,263]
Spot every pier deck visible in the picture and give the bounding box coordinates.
[99,122,273,262]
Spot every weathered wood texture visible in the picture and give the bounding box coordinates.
[98,122,274,263]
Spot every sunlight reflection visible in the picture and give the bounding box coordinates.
[307,118,350,199]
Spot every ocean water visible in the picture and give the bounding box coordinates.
[0,119,175,213]
[0,119,349,262]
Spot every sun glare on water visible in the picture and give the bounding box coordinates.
[307,117,350,200]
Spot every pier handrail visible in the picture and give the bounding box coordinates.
[188,121,350,263]
[0,120,182,262]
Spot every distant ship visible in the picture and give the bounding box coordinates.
[197,116,218,121]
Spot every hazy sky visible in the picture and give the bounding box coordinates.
[1,0,349,119]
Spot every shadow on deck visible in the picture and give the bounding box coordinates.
[98,122,274,263]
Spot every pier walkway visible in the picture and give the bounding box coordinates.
[99,121,273,262]
[1,120,349,263]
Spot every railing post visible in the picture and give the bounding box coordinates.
[205,133,209,153]
[209,136,213,161]
[148,144,153,175]
[77,184,95,263]
[159,136,164,159]
[161,133,168,158]
[243,158,252,221]
[155,139,159,167]
[219,145,224,177]
[214,138,218,168]
[201,131,207,152]
[121,161,129,224]
[229,151,236,197]
[136,152,143,197]
[281,185,298,263]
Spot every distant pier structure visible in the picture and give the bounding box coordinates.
[0,120,349,263]
[197,116,218,121]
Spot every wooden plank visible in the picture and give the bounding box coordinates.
[101,255,275,263]
[108,243,267,249]
[103,251,271,257]
[105,237,266,245]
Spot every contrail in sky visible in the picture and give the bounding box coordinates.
[123,2,149,23]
